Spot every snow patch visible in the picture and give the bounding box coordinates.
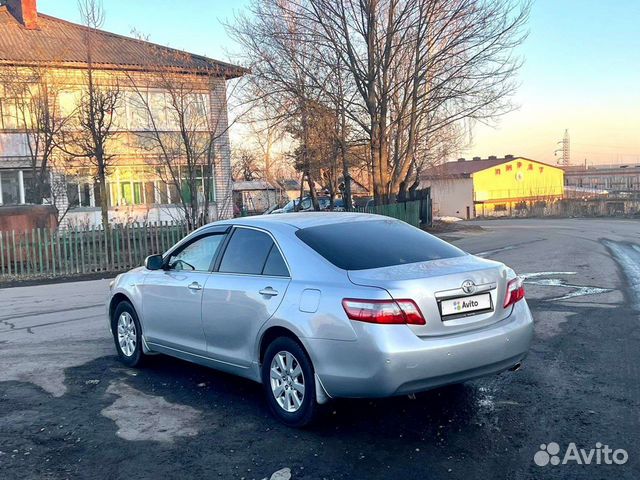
[101,381,201,442]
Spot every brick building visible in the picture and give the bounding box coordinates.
[0,0,245,227]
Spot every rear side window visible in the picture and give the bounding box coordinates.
[295,219,465,270]
[219,228,277,275]
[262,246,289,276]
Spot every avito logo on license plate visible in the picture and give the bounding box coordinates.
[441,293,492,317]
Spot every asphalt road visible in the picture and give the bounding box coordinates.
[1,218,639,480]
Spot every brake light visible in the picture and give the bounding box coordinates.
[503,276,525,308]
[342,298,426,325]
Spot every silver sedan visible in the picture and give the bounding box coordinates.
[107,213,533,426]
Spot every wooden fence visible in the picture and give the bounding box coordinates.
[0,222,189,279]
[0,200,425,280]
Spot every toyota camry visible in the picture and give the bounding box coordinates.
[107,213,533,426]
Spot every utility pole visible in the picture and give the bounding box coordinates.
[554,129,570,166]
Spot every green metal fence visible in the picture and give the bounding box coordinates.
[0,222,189,279]
[353,200,422,227]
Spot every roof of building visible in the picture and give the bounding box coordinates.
[233,180,277,191]
[0,6,246,77]
[563,164,640,175]
[422,156,561,179]
[278,179,301,191]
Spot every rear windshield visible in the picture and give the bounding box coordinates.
[295,219,465,270]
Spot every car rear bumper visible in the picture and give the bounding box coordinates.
[305,300,534,398]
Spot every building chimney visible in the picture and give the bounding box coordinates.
[6,0,38,29]
[472,156,481,161]
[505,154,514,160]
[488,155,497,161]
[457,158,466,162]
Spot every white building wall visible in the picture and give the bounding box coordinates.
[209,77,233,220]
[421,177,475,219]
[0,67,237,228]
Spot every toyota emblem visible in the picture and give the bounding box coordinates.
[461,280,476,294]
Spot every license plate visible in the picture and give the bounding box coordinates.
[440,293,492,317]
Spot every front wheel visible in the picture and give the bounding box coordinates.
[262,337,318,427]
[112,300,146,367]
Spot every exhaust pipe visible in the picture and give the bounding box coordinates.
[509,362,522,372]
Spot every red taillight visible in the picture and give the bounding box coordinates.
[503,276,525,308]
[342,298,426,325]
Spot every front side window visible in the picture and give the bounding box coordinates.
[219,228,284,275]
[167,234,225,272]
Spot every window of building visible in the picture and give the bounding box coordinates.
[506,165,512,172]
[65,171,94,208]
[0,170,20,204]
[528,164,533,171]
[517,162,522,168]
[123,91,149,131]
[495,168,501,175]
[23,170,50,204]
[0,98,20,129]
[494,204,507,212]
[539,167,544,173]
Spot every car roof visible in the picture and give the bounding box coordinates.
[215,212,384,230]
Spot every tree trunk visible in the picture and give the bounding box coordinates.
[307,170,319,210]
[296,171,305,211]
[97,173,111,264]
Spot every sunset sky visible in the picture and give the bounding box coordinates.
[39,0,640,166]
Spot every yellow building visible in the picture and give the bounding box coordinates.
[421,155,565,219]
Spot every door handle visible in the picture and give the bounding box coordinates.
[188,282,202,291]
[259,287,279,297]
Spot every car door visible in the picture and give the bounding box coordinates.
[202,226,291,367]
[143,229,227,355]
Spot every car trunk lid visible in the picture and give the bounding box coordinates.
[347,254,510,337]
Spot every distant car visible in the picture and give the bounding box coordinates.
[270,196,340,214]
[107,213,533,427]
[270,198,302,214]
[263,204,281,215]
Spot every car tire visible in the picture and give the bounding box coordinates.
[112,300,146,368]
[262,337,318,427]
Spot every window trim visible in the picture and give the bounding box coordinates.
[213,225,291,278]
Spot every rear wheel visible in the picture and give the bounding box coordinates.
[112,301,146,367]
[262,337,318,427]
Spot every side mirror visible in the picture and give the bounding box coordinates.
[145,254,164,271]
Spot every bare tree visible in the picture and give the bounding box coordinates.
[57,0,121,252]
[228,0,337,211]
[232,147,263,181]
[229,0,530,204]
[125,44,237,230]
[0,66,69,209]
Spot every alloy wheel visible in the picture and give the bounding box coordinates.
[269,351,305,412]
[117,311,137,357]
